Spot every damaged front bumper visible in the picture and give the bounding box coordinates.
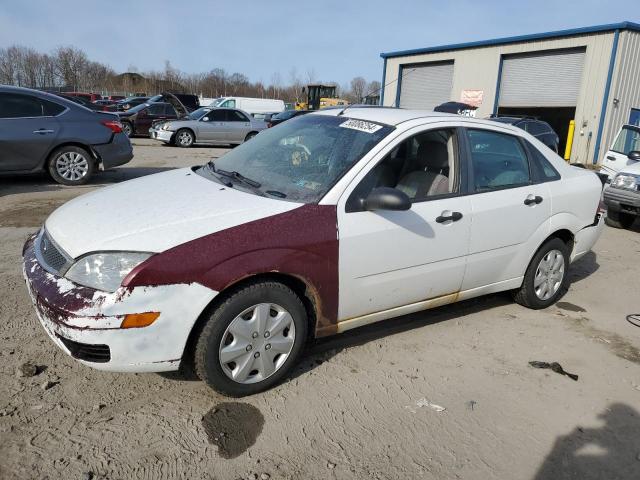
[22,234,218,373]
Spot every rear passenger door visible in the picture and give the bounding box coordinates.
[461,127,551,291]
[225,109,251,143]
[0,93,61,172]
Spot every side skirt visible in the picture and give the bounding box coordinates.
[335,277,523,334]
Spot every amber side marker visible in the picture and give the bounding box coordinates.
[120,312,160,329]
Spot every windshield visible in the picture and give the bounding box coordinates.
[212,98,227,107]
[197,114,394,203]
[611,125,640,155]
[188,107,211,120]
[273,110,296,120]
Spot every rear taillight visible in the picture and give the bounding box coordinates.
[101,120,123,134]
[267,122,273,128]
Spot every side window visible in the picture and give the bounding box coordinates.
[147,104,165,115]
[346,128,458,212]
[221,99,236,108]
[209,110,226,122]
[525,140,561,182]
[467,129,530,191]
[164,104,177,116]
[0,93,44,118]
[41,99,65,116]
[526,121,548,136]
[227,110,249,122]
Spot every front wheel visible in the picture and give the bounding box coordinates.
[513,238,570,309]
[176,129,194,148]
[47,146,95,186]
[194,281,308,397]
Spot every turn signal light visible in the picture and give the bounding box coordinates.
[101,120,124,134]
[120,312,160,329]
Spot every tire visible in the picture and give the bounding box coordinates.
[122,121,134,138]
[47,146,95,186]
[604,210,635,229]
[244,131,258,142]
[176,129,194,148]
[513,237,570,309]
[194,280,308,397]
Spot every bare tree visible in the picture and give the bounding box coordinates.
[350,76,367,103]
[55,46,89,90]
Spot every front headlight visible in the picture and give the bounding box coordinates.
[163,124,173,131]
[612,173,638,190]
[65,252,152,292]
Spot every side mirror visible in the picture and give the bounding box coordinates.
[628,151,640,161]
[202,117,209,122]
[363,187,411,211]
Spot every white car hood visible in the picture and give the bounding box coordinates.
[45,168,300,259]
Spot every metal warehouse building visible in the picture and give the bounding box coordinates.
[380,22,640,165]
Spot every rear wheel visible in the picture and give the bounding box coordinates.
[176,129,194,148]
[244,131,258,142]
[604,210,635,229]
[513,238,570,309]
[122,121,133,138]
[47,146,95,186]
[194,281,307,397]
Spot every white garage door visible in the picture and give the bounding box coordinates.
[499,49,585,107]
[398,62,454,110]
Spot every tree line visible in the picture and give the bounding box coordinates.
[0,45,381,104]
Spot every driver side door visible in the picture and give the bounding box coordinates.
[336,125,472,327]
[199,109,228,143]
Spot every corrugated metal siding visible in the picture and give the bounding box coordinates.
[600,31,640,159]
[398,62,454,109]
[499,49,585,107]
[382,32,614,164]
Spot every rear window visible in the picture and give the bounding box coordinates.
[525,140,561,182]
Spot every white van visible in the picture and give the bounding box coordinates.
[212,97,285,115]
[600,124,640,180]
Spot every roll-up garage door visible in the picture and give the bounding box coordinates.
[499,49,585,107]
[398,61,454,110]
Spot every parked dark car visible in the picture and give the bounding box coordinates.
[490,116,560,152]
[267,109,310,127]
[117,102,182,137]
[148,93,199,112]
[54,93,108,112]
[65,92,102,102]
[0,85,133,185]
[115,96,150,111]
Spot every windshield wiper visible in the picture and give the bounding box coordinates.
[215,168,262,188]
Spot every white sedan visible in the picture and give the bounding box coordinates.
[23,107,605,396]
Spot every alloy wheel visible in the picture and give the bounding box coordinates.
[177,131,193,146]
[55,151,89,182]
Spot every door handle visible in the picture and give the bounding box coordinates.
[436,211,463,223]
[524,195,543,206]
[606,155,616,161]
[33,129,54,135]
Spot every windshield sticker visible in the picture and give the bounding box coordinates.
[339,119,383,134]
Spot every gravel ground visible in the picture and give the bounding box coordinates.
[1,139,639,480]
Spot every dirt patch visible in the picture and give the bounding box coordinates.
[202,402,264,459]
[565,315,640,365]
[556,302,586,312]
[0,199,68,227]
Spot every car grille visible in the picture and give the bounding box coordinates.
[36,230,72,275]
[57,335,111,363]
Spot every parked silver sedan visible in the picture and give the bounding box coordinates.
[150,107,266,147]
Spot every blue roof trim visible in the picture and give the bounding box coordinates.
[380,21,640,58]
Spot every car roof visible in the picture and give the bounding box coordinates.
[312,106,525,131]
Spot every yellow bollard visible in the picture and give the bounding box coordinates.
[564,120,575,161]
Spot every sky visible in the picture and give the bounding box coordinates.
[0,0,638,86]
